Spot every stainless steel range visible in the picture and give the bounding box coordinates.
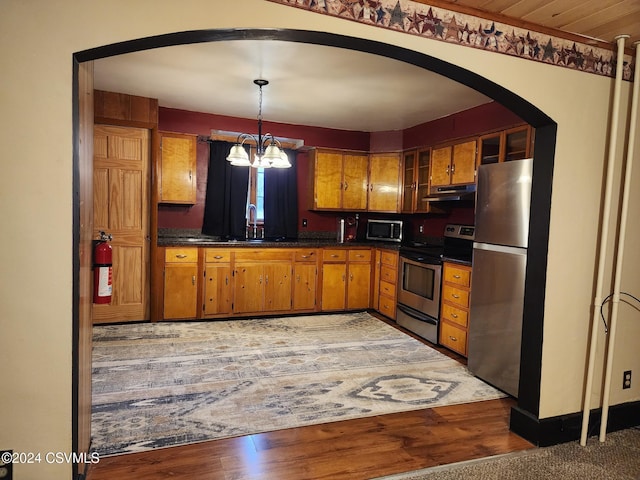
[397,224,474,344]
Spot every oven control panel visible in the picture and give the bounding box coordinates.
[444,224,475,240]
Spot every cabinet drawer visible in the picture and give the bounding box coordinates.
[441,303,468,328]
[348,249,372,262]
[235,249,293,262]
[379,280,396,298]
[323,249,347,262]
[294,249,318,262]
[440,322,467,356]
[378,295,396,319]
[442,284,470,308]
[444,264,471,287]
[380,265,397,284]
[204,249,231,263]
[380,250,398,267]
[165,247,198,263]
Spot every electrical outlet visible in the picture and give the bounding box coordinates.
[623,370,632,389]
[302,218,307,228]
[419,225,424,233]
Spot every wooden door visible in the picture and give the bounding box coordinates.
[368,153,401,212]
[321,263,347,311]
[163,263,198,319]
[451,140,476,184]
[93,125,149,323]
[430,146,452,187]
[159,132,196,204]
[234,264,264,313]
[342,153,368,210]
[293,263,317,311]
[264,262,292,311]
[313,150,343,209]
[347,262,372,310]
[203,263,232,315]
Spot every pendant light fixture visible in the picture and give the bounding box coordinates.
[226,79,291,168]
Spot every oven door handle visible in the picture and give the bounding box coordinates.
[397,304,438,325]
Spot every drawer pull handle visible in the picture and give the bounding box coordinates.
[176,254,188,259]
[449,335,458,342]
[452,294,460,299]
[214,255,223,259]
[356,254,364,258]
[331,254,339,258]
[451,313,458,318]
[192,275,196,285]
[453,274,461,279]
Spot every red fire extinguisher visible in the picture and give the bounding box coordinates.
[93,231,113,304]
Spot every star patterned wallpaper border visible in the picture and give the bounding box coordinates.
[268,0,635,81]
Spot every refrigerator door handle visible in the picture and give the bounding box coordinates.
[473,242,527,256]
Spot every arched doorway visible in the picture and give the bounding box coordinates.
[72,29,557,466]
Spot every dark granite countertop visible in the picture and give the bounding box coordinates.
[442,256,473,267]
[157,231,400,250]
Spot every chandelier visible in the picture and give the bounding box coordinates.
[226,79,291,169]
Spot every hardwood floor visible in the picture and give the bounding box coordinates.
[86,316,534,480]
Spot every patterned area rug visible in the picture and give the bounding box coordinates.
[91,312,505,456]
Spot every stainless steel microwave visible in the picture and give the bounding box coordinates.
[366,219,403,242]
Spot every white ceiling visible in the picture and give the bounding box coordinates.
[94,40,492,133]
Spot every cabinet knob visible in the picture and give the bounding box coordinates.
[214,255,223,259]
[453,274,461,279]
[192,275,196,285]
[451,313,458,318]
[452,293,460,299]
[449,335,458,342]
[344,181,349,191]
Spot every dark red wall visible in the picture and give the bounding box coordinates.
[158,102,524,236]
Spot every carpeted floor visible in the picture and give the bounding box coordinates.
[91,312,505,456]
[375,427,640,480]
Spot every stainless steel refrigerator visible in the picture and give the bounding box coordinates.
[468,158,533,397]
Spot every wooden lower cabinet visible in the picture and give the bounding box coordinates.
[347,250,372,309]
[163,247,198,320]
[293,249,318,311]
[321,262,347,311]
[159,246,375,320]
[375,249,398,319]
[439,262,472,356]
[320,248,372,311]
[203,249,232,316]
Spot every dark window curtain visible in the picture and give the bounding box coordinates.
[202,141,249,239]
[264,149,298,240]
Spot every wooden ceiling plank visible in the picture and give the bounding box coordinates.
[522,0,624,29]
[561,0,640,32]
[582,15,640,43]
[501,0,552,18]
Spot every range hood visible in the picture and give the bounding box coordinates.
[424,184,476,202]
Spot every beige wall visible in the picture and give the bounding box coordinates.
[0,1,637,478]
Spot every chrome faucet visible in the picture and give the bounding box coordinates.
[248,203,257,239]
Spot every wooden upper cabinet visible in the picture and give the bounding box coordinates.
[431,140,477,187]
[478,125,533,166]
[342,153,369,210]
[368,152,401,213]
[310,149,368,211]
[402,148,437,214]
[159,131,197,204]
[430,146,453,187]
[452,141,477,184]
[401,150,417,213]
